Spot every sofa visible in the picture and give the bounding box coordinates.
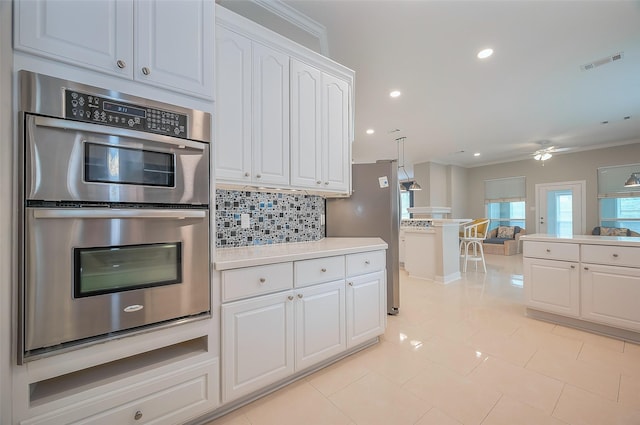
[591,226,640,237]
[483,226,526,255]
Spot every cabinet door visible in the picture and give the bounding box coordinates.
[215,27,252,183]
[222,292,294,402]
[295,280,346,371]
[14,0,134,78]
[290,59,322,189]
[346,271,386,348]
[135,0,214,99]
[523,258,580,317]
[322,73,350,192]
[252,43,290,186]
[581,264,640,331]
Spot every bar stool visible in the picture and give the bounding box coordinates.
[459,219,489,273]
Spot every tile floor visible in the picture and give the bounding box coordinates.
[205,254,640,425]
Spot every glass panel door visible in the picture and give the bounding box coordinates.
[536,181,585,235]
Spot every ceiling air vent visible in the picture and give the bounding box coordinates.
[581,52,624,71]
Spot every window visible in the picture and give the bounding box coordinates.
[597,164,640,233]
[484,177,526,231]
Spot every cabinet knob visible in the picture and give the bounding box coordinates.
[259,277,266,284]
[134,411,143,420]
[116,59,126,69]
[297,293,303,298]
[316,180,322,185]
[256,174,262,179]
[324,181,330,185]
[584,267,589,271]
[244,172,250,177]
[287,295,294,301]
[321,268,327,272]
[612,253,619,258]
[348,282,353,286]
[141,66,151,75]
[546,249,551,253]
[570,265,576,269]
[365,260,370,265]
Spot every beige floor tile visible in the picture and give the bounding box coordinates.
[413,335,485,376]
[352,339,429,385]
[553,385,640,425]
[552,325,625,352]
[415,407,463,425]
[306,354,370,397]
[242,381,352,425]
[403,362,501,425]
[511,326,583,360]
[619,374,640,410]
[481,395,567,425]
[467,328,538,367]
[624,340,640,356]
[462,306,521,337]
[468,356,563,414]
[578,342,640,378]
[527,349,621,401]
[328,371,431,425]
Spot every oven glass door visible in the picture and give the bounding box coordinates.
[75,242,182,297]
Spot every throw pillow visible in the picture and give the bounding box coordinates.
[599,227,630,236]
[497,226,515,239]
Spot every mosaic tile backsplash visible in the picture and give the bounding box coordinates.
[215,190,325,248]
[400,219,433,229]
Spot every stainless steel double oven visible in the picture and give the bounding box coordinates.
[19,71,212,362]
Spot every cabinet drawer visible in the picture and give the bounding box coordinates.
[346,250,386,277]
[294,256,345,287]
[581,244,640,268]
[223,262,293,301]
[523,241,579,262]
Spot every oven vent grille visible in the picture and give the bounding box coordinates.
[580,52,624,71]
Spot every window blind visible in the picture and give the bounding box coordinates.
[597,164,640,198]
[484,176,526,202]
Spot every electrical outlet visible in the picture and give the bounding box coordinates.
[241,213,250,229]
[320,214,325,225]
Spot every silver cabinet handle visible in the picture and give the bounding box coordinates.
[32,208,206,220]
[584,267,589,271]
[259,277,266,284]
[297,293,303,298]
[116,59,126,69]
[348,282,353,286]
[546,249,551,253]
[613,253,619,258]
[245,172,250,177]
[324,182,329,185]
[142,66,151,75]
[316,180,322,185]
[365,260,370,265]
[134,411,143,420]
[287,295,294,301]
[321,268,327,272]
[256,174,262,179]
[570,265,576,269]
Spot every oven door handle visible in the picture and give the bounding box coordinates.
[31,116,206,151]
[31,209,207,219]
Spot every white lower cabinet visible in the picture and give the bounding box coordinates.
[295,280,346,370]
[221,291,294,402]
[523,257,580,317]
[346,271,386,348]
[581,263,640,331]
[22,358,219,425]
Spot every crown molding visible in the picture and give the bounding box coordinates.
[250,0,329,56]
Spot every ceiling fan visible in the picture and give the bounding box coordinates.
[532,141,570,161]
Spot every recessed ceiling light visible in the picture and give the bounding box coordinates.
[477,48,493,59]
[474,152,481,157]
[366,129,375,135]
[389,90,401,98]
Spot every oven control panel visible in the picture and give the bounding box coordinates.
[64,89,188,139]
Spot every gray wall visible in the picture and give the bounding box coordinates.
[466,142,640,233]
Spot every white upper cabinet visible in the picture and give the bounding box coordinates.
[290,59,350,193]
[14,0,214,99]
[215,27,289,186]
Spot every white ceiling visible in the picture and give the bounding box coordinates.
[225,0,640,173]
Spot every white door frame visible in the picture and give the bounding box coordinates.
[535,181,586,235]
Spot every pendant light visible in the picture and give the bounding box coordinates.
[396,137,422,191]
[624,172,640,187]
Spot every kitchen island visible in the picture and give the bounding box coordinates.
[522,233,640,342]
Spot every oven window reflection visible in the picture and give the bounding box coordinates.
[74,242,182,297]
[84,142,175,187]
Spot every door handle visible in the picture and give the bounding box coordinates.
[31,208,206,219]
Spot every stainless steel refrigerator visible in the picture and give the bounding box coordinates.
[325,161,400,314]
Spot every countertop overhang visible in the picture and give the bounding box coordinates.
[521,233,640,247]
[214,237,388,270]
